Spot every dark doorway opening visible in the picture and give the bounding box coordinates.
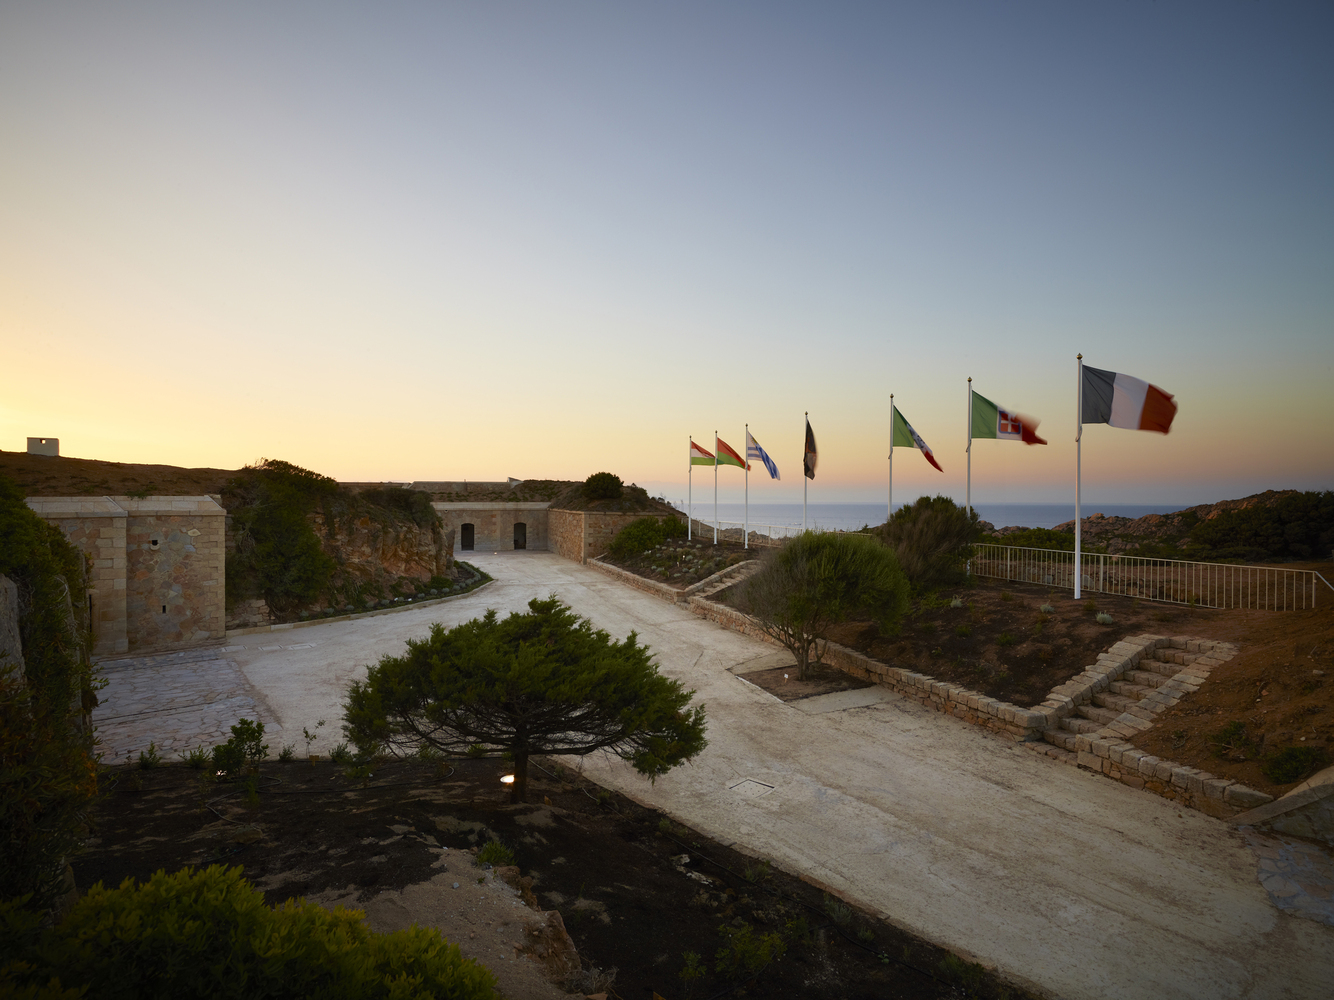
[513,522,527,550]
[460,523,474,550]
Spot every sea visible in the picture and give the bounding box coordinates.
[673,501,1194,533]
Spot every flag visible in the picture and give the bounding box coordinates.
[690,440,715,465]
[803,419,817,479]
[892,406,944,472]
[746,431,780,480]
[716,436,748,469]
[1082,366,1177,433]
[971,390,1047,445]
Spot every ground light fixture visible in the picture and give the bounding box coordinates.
[500,774,515,785]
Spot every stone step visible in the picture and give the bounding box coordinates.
[1142,657,1183,678]
[1093,691,1140,714]
[1124,669,1168,688]
[1044,729,1078,751]
[1060,717,1102,735]
[1107,680,1153,701]
[1077,703,1121,725]
[1152,648,1198,669]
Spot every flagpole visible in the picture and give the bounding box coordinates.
[802,412,808,532]
[714,430,719,545]
[1075,354,1083,600]
[688,436,693,541]
[966,377,972,517]
[888,395,894,524]
[744,424,749,550]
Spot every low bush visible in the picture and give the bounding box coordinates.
[607,516,688,560]
[1261,745,1329,784]
[0,864,497,1000]
[212,719,269,779]
[714,920,785,978]
[476,840,515,867]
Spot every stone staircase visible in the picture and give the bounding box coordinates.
[1043,641,1212,756]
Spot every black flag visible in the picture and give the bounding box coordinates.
[803,418,818,480]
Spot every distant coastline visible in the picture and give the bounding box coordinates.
[672,501,1194,532]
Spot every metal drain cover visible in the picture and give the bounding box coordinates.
[729,778,775,798]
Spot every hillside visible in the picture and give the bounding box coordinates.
[1,449,237,497]
[988,489,1333,563]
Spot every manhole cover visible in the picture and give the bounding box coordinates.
[729,778,774,798]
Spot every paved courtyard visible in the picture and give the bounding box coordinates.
[93,551,1333,1000]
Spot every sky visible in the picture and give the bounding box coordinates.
[2,1,1331,506]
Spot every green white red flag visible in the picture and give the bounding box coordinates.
[971,390,1046,445]
[689,439,714,465]
[891,406,943,473]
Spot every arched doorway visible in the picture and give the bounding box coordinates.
[460,523,474,550]
[513,522,527,550]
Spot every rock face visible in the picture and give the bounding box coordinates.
[311,510,454,592]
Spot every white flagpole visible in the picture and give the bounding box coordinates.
[802,412,808,532]
[1075,354,1083,600]
[744,424,749,550]
[688,436,693,541]
[888,395,894,524]
[966,377,972,517]
[714,430,719,545]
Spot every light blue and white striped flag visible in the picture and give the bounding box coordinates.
[746,431,780,480]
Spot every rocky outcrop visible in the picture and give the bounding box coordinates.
[990,490,1304,555]
[312,510,453,594]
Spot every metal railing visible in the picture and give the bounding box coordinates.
[971,543,1333,610]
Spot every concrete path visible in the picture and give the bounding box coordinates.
[94,551,1333,1000]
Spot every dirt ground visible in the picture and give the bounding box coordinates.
[601,537,754,589]
[1,449,238,496]
[738,664,875,701]
[78,757,1033,1000]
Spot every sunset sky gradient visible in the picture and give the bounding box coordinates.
[2,2,1331,506]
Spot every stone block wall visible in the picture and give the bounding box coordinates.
[118,497,226,652]
[433,503,550,552]
[548,509,585,562]
[549,509,678,564]
[25,497,129,656]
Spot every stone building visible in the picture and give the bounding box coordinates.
[24,496,226,657]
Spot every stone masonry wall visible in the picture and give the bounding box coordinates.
[548,509,585,562]
[433,503,550,552]
[25,497,128,656]
[118,497,226,652]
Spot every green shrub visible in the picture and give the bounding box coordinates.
[714,920,785,978]
[1186,490,1334,562]
[0,864,497,1000]
[607,516,688,560]
[476,840,515,867]
[1209,721,1252,759]
[877,496,984,587]
[1261,745,1329,784]
[136,742,162,770]
[1096,612,1114,625]
[0,475,99,914]
[212,719,268,778]
[583,472,623,500]
[182,745,210,770]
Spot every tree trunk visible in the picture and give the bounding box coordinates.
[795,638,810,682]
[512,749,528,804]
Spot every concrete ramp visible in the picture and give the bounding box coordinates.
[1232,765,1334,846]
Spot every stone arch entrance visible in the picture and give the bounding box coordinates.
[460,523,474,550]
[513,522,527,549]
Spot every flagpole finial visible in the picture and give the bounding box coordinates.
[967,376,972,383]
[1077,353,1083,360]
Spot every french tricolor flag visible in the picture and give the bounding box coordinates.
[1081,366,1177,434]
